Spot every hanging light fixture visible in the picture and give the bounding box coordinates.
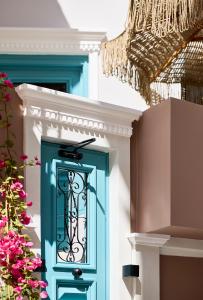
[102,0,203,105]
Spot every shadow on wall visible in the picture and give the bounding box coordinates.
[123,277,140,300]
[0,0,70,28]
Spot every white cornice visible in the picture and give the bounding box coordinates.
[128,233,170,248]
[16,84,142,138]
[129,233,203,257]
[0,27,106,54]
[161,237,203,258]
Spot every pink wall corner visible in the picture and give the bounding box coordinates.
[131,98,203,237]
[132,100,172,233]
[171,100,203,231]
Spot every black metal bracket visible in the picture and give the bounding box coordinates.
[58,138,96,160]
[122,265,139,277]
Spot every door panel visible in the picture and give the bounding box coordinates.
[41,141,108,300]
[57,281,94,300]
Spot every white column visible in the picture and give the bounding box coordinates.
[88,51,99,99]
[128,233,170,300]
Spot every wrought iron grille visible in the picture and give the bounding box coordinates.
[56,168,88,263]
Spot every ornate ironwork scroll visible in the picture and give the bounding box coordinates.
[56,168,88,263]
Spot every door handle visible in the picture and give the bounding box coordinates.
[72,268,83,278]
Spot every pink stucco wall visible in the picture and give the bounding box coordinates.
[160,255,203,300]
[131,99,203,239]
[0,89,23,161]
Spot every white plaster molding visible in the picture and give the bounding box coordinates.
[128,233,203,300]
[128,233,170,248]
[161,237,203,258]
[16,84,142,138]
[128,233,170,300]
[18,84,140,300]
[129,233,203,258]
[0,28,106,54]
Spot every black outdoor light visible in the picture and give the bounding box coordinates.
[58,138,96,160]
[122,265,139,278]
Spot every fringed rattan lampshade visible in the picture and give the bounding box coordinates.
[126,0,203,37]
[154,30,203,104]
[102,0,203,105]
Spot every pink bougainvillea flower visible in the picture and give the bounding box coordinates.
[0,72,7,78]
[11,181,23,191]
[4,79,14,89]
[20,154,28,161]
[26,266,34,271]
[14,286,22,294]
[38,280,48,288]
[11,268,22,279]
[4,93,11,102]
[12,261,23,270]
[26,201,32,207]
[0,160,6,168]
[17,277,26,283]
[26,241,33,247]
[28,279,39,288]
[0,216,8,228]
[22,257,30,263]
[18,190,28,199]
[0,191,6,198]
[20,211,31,225]
[8,230,15,237]
[0,81,45,299]
[32,257,42,269]
[40,291,48,298]
[0,220,6,228]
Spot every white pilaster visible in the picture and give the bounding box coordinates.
[88,51,99,99]
[128,233,170,300]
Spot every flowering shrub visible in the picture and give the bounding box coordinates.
[0,73,48,299]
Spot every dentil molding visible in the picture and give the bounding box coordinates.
[16,84,142,138]
[0,27,106,54]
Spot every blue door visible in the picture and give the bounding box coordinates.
[41,141,108,300]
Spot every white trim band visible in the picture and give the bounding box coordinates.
[0,27,106,54]
[16,84,142,138]
[129,233,203,258]
[161,237,203,258]
[128,233,170,248]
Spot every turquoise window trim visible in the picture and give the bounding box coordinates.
[0,54,88,97]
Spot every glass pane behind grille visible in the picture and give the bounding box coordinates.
[15,82,67,92]
[56,168,88,264]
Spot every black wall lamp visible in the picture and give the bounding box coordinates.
[58,138,96,160]
[122,265,139,278]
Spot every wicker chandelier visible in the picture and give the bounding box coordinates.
[102,0,203,105]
